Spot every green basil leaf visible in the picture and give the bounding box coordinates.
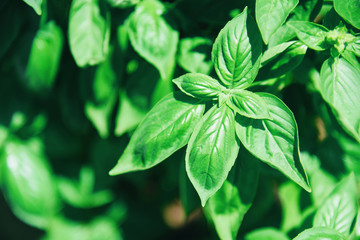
[261,41,297,64]
[235,93,310,191]
[57,167,114,209]
[69,0,110,67]
[23,0,42,15]
[255,0,298,44]
[114,90,146,137]
[313,173,358,236]
[278,182,302,232]
[245,227,290,240]
[341,49,360,71]
[85,95,117,139]
[318,57,360,142]
[334,0,360,29]
[178,37,213,75]
[212,8,262,89]
[229,90,271,119]
[293,227,346,240]
[84,52,117,138]
[186,105,239,206]
[173,73,225,100]
[109,92,205,175]
[127,0,179,80]
[25,21,63,92]
[310,169,337,207]
[268,0,323,47]
[347,37,360,57]
[258,41,307,80]
[206,150,259,240]
[288,21,329,51]
[0,139,59,229]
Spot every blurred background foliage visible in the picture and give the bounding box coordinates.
[0,0,359,239]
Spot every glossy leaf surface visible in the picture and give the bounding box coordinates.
[173,73,225,100]
[318,57,360,142]
[313,174,358,236]
[288,21,329,50]
[229,90,271,119]
[256,0,298,44]
[110,92,205,175]
[212,8,262,88]
[259,41,307,79]
[186,105,239,206]
[235,93,310,191]
[334,0,360,29]
[294,227,346,240]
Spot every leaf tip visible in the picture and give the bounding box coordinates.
[200,197,209,207]
[108,167,119,176]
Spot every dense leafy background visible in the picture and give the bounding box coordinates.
[0,0,359,239]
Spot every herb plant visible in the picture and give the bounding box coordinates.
[0,0,359,239]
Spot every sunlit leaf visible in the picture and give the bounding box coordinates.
[186,105,239,206]
[212,8,262,88]
[256,0,298,44]
[69,0,110,67]
[110,92,205,175]
[313,174,358,236]
[173,73,224,100]
[127,0,178,80]
[334,0,360,29]
[318,57,360,142]
[235,93,310,191]
[0,138,59,229]
[178,37,213,75]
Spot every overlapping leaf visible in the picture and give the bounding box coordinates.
[206,151,259,240]
[235,93,310,191]
[212,8,262,88]
[288,21,329,50]
[313,174,358,236]
[110,92,205,175]
[255,0,299,44]
[228,90,271,119]
[186,105,239,206]
[173,73,224,100]
[294,227,346,240]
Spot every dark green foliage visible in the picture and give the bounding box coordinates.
[0,0,359,239]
